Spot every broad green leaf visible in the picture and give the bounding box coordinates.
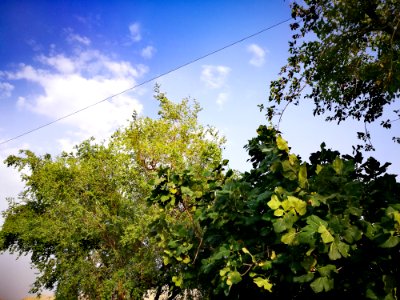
[276,135,289,153]
[281,196,307,215]
[281,228,297,245]
[343,226,362,243]
[332,157,343,175]
[274,209,284,216]
[379,236,400,248]
[318,225,334,243]
[273,218,287,233]
[227,270,242,286]
[317,264,337,277]
[253,277,273,292]
[267,195,281,210]
[310,276,334,293]
[393,211,400,225]
[316,165,323,174]
[172,275,183,287]
[293,273,314,283]
[329,240,349,260]
[298,163,309,189]
[219,267,229,277]
[163,256,170,265]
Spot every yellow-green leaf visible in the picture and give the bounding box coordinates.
[274,209,285,216]
[332,157,343,175]
[267,194,281,210]
[253,277,273,292]
[227,270,242,286]
[318,225,334,243]
[298,163,309,189]
[281,228,297,245]
[276,135,289,153]
[172,275,183,287]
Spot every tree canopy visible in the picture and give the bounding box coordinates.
[0,91,224,299]
[268,0,400,148]
[1,1,400,299]
[149,126,400,299]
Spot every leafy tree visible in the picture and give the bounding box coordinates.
[150,126,400,299]
[0,91,224,299]
[267,0,400,148]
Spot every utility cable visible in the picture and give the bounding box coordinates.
[0,17,292,146]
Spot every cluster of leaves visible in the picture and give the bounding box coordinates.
[267,0,400,148]
[0,91,224,299]
[149,125,400,299]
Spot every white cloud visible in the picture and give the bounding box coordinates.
[6,50,145,142]
[201,65,231,89]
[141,46,156,59]
[216,92,229,108]
[16,96,26,109]
[247,44,266,67]
[129,22,141,42]
[67,33,91,46]
[0,82,14,98]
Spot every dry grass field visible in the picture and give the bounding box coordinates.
[21,295,54,300]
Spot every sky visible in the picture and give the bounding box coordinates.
[0,1,398,299]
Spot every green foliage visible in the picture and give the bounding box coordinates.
[149,126,400,299]
[0,90,224,299]
[267,0,400,147]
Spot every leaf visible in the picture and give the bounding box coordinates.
[330,240,349,260]
[281,228,297,245]
[242,247,250,255]
[293,273,314,283]
[267,195,281,210]
[318,225,334,244]
[172,275,183,287]
[227,270,242,286]
[276,135,289,153]
[310,276,334,293]
[317,264,337,277]
[253,277,273,292]
[332,157,343,175]
[298,163,309,189]
[379,236,400,248]
[343,226,363,243]
[274,209,285,216]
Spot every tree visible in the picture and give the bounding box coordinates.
[150,126,400,299]
[0,90,224,299]
[267,0,400,148]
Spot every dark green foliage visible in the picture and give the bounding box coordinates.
[267,0,400,148]
[150,126,400,299]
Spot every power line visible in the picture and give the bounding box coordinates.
[0,17,292,146]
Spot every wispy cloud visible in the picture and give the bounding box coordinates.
[216,92,229,109]
[129,22,141,42]
[68,33,91,46]
[0,82,14,98]
[247,44,266,67]
[141,46,156,59]
[5,49,145,144]
[201,65,231,89]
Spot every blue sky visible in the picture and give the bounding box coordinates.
[0,1,398,298]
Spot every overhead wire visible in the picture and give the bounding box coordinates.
[0,17,292,146]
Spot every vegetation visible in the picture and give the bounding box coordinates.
[267,0,400,148]
[149,126,400,299]
[1,1,399,299]
[0,91,224,299]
